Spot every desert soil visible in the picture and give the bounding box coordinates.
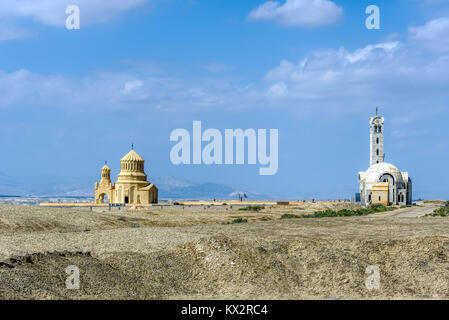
[1,201,449,300]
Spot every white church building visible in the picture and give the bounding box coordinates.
[358,111,412,206]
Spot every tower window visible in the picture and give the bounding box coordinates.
[377,149,379,156]
[376,137,379,144]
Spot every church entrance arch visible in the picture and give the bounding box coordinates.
[378,173,394,204]
[129,186,136,204]
[99,193,108,204]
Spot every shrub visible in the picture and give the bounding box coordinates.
[130,223,140,228]
[425,203,449,217]
[302,204,396,218]
[222,203,227,205]
[368,204,396,212]
[239,205,264,212]
[281,213,301,219]
[224,218,248,224]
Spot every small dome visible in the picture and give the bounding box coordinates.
[121,150,144,162]
[102,164,110,170]
[361,162,404,184]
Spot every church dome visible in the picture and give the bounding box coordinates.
[118,149,146,178]
[121,150,144,162]
[361,162,404,184]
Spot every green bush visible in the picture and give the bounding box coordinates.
[281,213,301,219]
[239,205,265,212]
[224,218,248,224]
[222,203,227,205]
[426,203,449,217]
[130,223,140,228]
[302,204,396,218]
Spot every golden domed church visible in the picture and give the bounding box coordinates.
[94,149,158,204]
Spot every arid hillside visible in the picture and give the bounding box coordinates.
[1,202,449,300]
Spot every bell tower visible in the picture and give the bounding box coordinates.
[99,162,112,186]
[370,108,385,166]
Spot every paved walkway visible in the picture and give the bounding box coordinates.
[376,202,440,218]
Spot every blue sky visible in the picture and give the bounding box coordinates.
[0,0,448,199]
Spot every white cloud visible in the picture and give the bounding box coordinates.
[264,40,449,106]
[345,42,399,64]
[0,0,149,26]
[1,17,449,117]
[0,68,255,112]
[248,0,343,27]
[409,17,449,52]
[1,34,448,115]
[268,82,288,97]
[0,23,30,42]
[122,80,143,94]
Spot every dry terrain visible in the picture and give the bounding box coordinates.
[1,201,449,300]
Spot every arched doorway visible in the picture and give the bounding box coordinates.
[378,173,394,204]
[129,186,136,204]
[99,193,108,204]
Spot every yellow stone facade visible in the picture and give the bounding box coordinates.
[94,149,158,204]
[371,182,389,206]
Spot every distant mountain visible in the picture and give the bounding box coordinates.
[0,172,94,197]
[0,173,272,200]
[152,176,272,200]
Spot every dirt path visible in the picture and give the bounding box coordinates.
[375,202,440,218]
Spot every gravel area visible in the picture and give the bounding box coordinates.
[1,202,449,299]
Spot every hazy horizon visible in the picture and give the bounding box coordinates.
[1,0,448,200]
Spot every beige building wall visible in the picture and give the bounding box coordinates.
[371,182,389,206]
[94,150,158,205]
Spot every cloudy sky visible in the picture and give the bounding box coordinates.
[0,0,448,199]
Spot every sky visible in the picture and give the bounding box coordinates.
[0,0,448,199]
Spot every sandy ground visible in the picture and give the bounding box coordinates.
[1,201,449,300]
